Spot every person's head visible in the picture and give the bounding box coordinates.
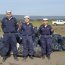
[42,18,48,25]
[24,16,30,23]
[6,10,12,19]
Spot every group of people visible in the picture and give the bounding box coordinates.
[1,10,54,62]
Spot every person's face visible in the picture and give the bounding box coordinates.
[25,18,30,23]
[42,20,48,25]
[6,12,12,18]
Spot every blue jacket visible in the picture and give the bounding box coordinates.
[39,25,53,35]
[21,23,34,36]
[1,17,17,33]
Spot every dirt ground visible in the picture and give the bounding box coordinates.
[0,52,65,65]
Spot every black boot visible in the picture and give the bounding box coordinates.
[23,56,28,60]
[29,55,33,59]
[46,54,50,59]
[2,56,7,62]
[41,53,45,59]
[13,55,18,61]
[42,54,45,59]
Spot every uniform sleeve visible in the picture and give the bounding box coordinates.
[33,27,38,34]
[38,26,41,34]
[14,18,18,31]
[1,18,5,31]
[31,23,34,34]
[50,25,54,35]
[19,23,24,33]
[20,23,23,31]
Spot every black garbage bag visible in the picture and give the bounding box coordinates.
[17,44,23,56]
[62,44,65,50]
[52,34,62,42]
[17,44,42,57]
[51,34,63,51]
[34,45,41,57]
[0,37,4,49]
[33,34,42,57]
[16,33,22,44]
[0,37,5,56]
[33,37,39,47]
[61,37,65,50]
[51,42,62,51]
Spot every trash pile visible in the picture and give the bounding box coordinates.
[0,33,65,57]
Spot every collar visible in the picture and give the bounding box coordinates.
[6,17,13,20]
[44,25,48,27]
[25,22,30,25]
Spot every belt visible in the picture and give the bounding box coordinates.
[4,32,16,33]
[41,35,52,37]
[41,34,51,35]
[22,35,32,36]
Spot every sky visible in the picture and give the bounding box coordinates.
[0,0,65,16]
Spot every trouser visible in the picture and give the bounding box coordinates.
[22,35,34,57]
[2,33,18,57]
[40,35,52,55]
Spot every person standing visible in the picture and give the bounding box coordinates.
[20,16,34,59]
[39,18,54,59]
[1,11,18,62]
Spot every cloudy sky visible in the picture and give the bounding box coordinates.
[0,0,65,16]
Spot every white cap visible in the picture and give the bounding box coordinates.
[43,18,48,21]
[24,16,30,19]
[6,10,12,13]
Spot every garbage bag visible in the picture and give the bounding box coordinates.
[34,45,41,57]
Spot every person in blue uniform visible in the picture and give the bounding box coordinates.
[1,11,18,62]
[20,16,34,59]
[39,18,54,59]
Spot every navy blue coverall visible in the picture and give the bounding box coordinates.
[39,25,53,55]
[20,23,34,57]
[1,17,18,56]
